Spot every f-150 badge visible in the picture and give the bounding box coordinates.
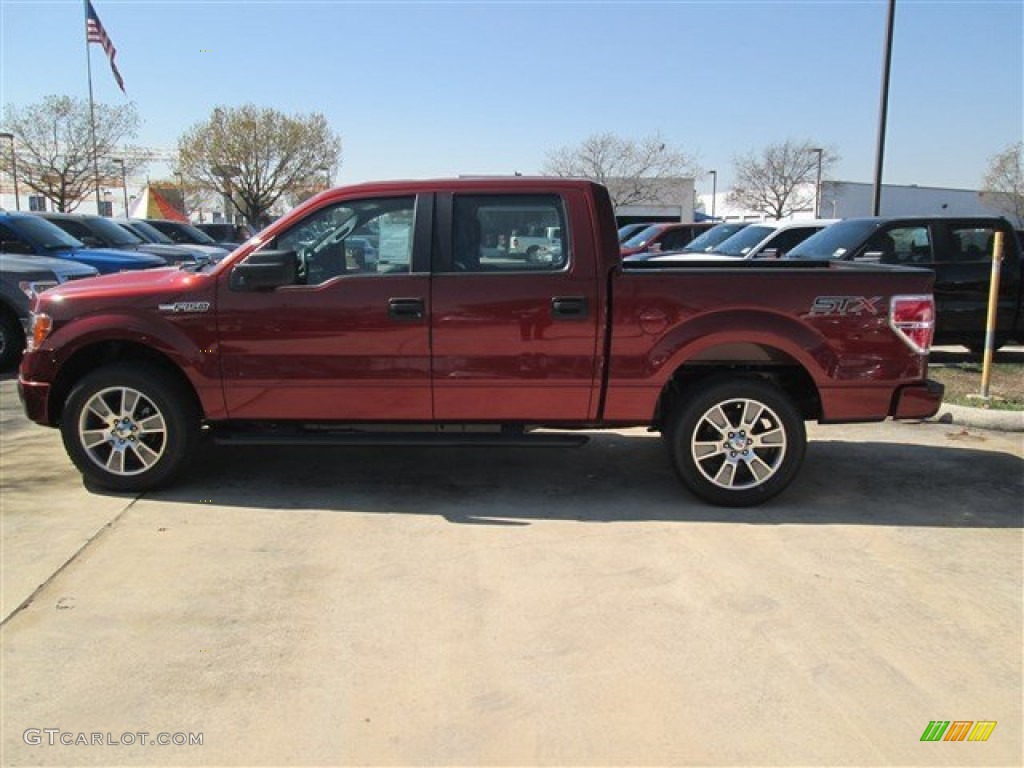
[158,301,211,314]
[810,296,883,316]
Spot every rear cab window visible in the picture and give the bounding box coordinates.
[448,194,569,273]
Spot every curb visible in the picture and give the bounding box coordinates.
[931,402,1024,433]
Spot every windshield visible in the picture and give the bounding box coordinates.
[129,219,175,244]
[622,224,663,249]
[180,223,218,244]
[617,224,646,243]
[712,225,774,257]
[788,220,883,259]
[10,216,83,251]
[88,216,144,246]
[682,223,749,253]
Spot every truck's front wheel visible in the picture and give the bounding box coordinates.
[666,377,806,507]
[60,364,199,492]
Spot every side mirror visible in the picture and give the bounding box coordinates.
[856,252,884,263]
[758,248,780,260]
[230,249,297,291]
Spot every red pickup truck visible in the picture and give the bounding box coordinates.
[18,178,942,506]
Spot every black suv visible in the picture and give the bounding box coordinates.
[789,217,1023,352]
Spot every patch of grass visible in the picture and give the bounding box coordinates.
[929,362,1024,411]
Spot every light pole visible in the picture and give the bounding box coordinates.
[810,148,823,218]
[0,131,21,211]
[872,0,896,216]
[708,169,717,219]
[112,158,128,217]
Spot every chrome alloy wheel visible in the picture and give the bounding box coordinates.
[690,397,787,490]
[77,386,168,476]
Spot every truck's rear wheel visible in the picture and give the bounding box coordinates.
[666,377,806,507]
[60,363,199,492]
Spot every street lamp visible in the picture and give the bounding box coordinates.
[810,148,823,218]
[872,0,896,216]
[0,131,21,211]
[112,158,128,217]
[708,169,717,219]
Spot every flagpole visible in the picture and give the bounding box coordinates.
[84,0,102,212]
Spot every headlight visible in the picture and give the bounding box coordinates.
[18,280,59,300]
[27,313,53,352]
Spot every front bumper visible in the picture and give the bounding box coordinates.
[18,376,52,426]
[891,379,944,420]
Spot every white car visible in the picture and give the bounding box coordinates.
[649,219,839,261]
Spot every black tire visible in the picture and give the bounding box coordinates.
[666,376,806,507]
[0,310,25,372]
[60,363,199,492]
[526,245,540,263]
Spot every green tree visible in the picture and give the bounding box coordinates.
[980,142,1023,227]
[543,132,695,208]
[729,139,839,220]
[1,95,146,212]
[177,105,342,227]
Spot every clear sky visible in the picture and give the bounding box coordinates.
[1,0,1021,195]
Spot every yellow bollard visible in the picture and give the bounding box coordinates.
[979,231,1004,400]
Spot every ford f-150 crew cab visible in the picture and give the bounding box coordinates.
[19,178,942,506]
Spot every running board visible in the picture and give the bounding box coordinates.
[212,430,590,448]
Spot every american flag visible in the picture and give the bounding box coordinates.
[85,0,125,93]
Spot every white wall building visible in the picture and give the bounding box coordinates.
[612,177,696,224]
[698,180,1009,223]
[818,181,1008,220]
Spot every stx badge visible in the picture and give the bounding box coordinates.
[810,296,883,316]
[158,302,211,314]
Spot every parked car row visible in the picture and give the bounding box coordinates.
[0,210,240,369]
[622,219,835,261]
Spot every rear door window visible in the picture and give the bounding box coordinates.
[946,224,997,263]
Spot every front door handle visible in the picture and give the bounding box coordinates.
[388,297,425,320]
[551,296,588,320]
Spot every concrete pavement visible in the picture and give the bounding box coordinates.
[1,378,1021,766]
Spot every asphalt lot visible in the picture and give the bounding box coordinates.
[1,373,1022,766]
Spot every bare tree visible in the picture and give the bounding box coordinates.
[543,132,695,208]
[729,139,839,219]
[177,105,342,227]
[2,95,147,212]
[980,142,1023,227]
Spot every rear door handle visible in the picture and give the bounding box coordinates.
[388,297,425,320]
[551,296,589,319]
